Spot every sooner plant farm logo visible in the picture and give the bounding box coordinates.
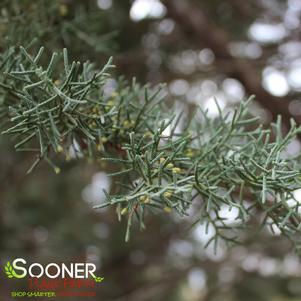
[3,258,104,298]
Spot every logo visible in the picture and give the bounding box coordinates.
[3,258,104,299]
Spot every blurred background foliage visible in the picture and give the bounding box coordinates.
[1,0,301,300]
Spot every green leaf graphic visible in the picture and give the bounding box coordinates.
[4,261,25,279]
[4,262,14,279]
[92,275,104,283]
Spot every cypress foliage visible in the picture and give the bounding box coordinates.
[1,0,301,248]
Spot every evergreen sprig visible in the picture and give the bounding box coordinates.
[1,47,301,248]
[96,97,301,245]
[1,0,301,249]
[0,46,117,172]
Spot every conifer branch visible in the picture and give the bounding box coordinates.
[1,1,301,248]
[0,47,301,247]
